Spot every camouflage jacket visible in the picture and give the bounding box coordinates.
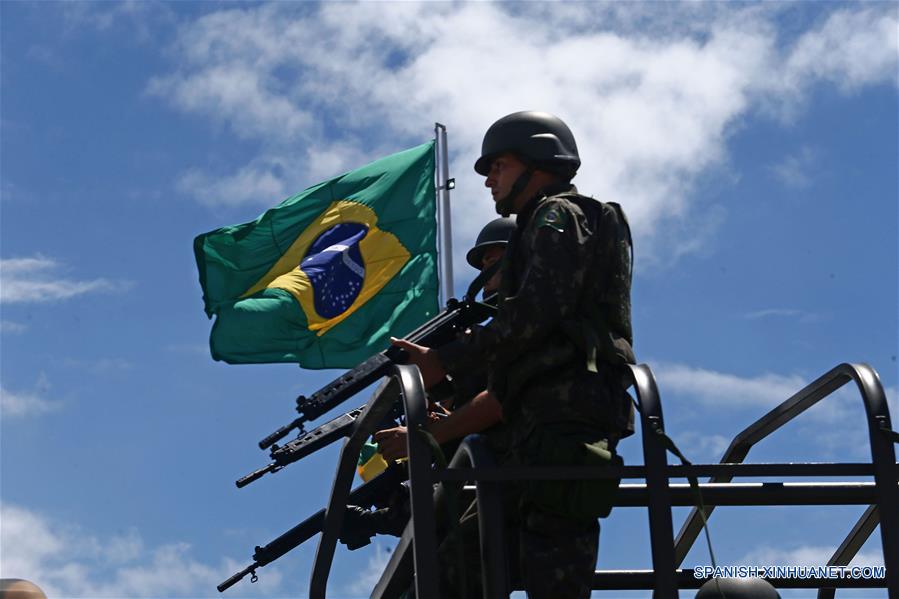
[440,184,634,442]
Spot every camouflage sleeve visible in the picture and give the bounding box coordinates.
[475,200,590,372]
[436,336,485,380]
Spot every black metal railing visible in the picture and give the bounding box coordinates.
[303,361,897,598]
[671,363,898,598]
[308,363,439,599]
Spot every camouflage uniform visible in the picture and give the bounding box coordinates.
[437,182,634,598]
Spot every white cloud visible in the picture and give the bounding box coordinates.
[744,308,803,320]
[653,362,806,409]
[150,4,897,271]
[0,255,131,304]
[652,363,897,460]
[60,1,175,43]
[345,542,395,596]
[0,503,284,598]
[62,357,134,375]
[177,162,289,209]
[0,386,58,417]
[784,9,899,94]
[742,307,824,323]
[674,431,731,463]
[656,362,897,421]
[1,375,60,418]
[738,543,884,569]
[770,146,818,189]
[0,320,28,333]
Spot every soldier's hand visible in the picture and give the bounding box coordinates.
[390,337,446,388]
[372,426,409,461]
[427,402,450,423]
[428,401,450,418]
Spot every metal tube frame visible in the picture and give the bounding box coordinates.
[629,363,680,597]
[448,434,510,598]
[440,462,879,481]
[612,481,888,506]
[308,364,438,599]
[671,363,898,596]
[370,520,415,599]
[817,505,881,599]
[305,361,895,597]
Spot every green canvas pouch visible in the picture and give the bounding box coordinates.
[524,426,623,520]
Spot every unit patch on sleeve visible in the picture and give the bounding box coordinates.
[535,204,569,233]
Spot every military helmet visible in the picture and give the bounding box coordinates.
[474,111,580,177]
[0,579,48,599]
[466,217,516,268]
[695,577,780,599]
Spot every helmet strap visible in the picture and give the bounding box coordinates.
[495,164,535,217]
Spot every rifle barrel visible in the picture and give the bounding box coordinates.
[217,565,255,592]
[235,463,277,488]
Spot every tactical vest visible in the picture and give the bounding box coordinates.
[492,190,636,437]
[559,193,635,369]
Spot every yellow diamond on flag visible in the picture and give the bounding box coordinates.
[241,201,410,336]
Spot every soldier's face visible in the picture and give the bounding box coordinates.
[480,246,505,294]
[484,153,527,209]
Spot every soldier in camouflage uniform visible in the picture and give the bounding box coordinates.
[402,111,635,598]
[373,216,515,460]
[339,218,516,548]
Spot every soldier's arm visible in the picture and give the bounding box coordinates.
[435,334,486,383]
[428,389,502,446]
[373,390,502,461]
[389,337,446,388]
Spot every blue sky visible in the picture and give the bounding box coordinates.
[1,2,897,598]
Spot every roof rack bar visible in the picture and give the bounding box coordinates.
[817,505,881,599]
[673,362,898,597]
[449,434,511,598]
[437,461,882,482]
[628,363,679,597]
[613,481,885,506]
[308,375,402,598]
[309,364,439,599]
[370,511,415,598]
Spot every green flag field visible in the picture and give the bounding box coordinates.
[194,141,439,368]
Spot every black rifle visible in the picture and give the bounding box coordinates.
[257,296,496,451]
[237,403,400,488]
[218,465,405,593]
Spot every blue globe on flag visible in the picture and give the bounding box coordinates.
[300,223,369,318]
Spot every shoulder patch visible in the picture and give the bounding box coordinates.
[534,204,569,233]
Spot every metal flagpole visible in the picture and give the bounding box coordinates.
[434,123,454,305]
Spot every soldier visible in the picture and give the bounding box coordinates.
[340,217,516,546]
[374,216,515,461]
[398,111,635,599]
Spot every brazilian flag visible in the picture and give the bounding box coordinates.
[194,142,438,368]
